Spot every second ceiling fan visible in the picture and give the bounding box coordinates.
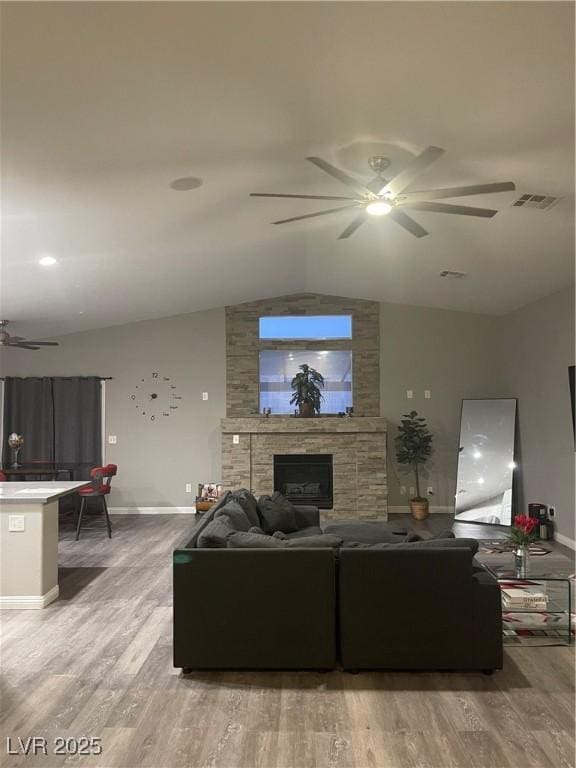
[251,146,516,239]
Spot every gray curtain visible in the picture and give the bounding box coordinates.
[3,376,102,479]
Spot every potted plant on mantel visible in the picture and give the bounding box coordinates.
[395,411,433,520]
[290,364,324,417]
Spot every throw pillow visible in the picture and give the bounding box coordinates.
[257,494,298,534]
[197,517,236,548]
[232,489,261,528]
[227,531,286,548]
[214,500,251,531]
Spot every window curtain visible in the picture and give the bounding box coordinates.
[2,377,102,480]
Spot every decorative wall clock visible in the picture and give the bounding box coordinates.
[130,372,183,421]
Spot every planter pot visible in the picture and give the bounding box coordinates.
[299,403,315,418]
[409,498,429,520]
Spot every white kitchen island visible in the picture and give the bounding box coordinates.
[0,481,90,609]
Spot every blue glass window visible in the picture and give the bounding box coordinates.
[259,350,353,414]
[259,315,352,340]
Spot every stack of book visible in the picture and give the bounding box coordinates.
[501,585,548,610]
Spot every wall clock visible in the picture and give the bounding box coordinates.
[129,372,183,421]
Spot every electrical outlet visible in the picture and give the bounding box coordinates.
[426,486,434,496]
[409,486,415,497]
[424,390,431,399]
[8,515,25,532]
[548,506,556,518]
[202,392,209,401]
[233,435,240,445]
[185,483,192,493]
[108,435,117,445]
[400,486,407,496]
[406,389,413,399]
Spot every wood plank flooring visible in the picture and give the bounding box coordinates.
[0,512,574,768]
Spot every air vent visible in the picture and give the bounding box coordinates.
[440,270,467,279]
[512,193,560,210]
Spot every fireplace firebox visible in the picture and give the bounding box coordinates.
[273,454,333,509]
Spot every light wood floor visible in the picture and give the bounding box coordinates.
[0,513,574,768]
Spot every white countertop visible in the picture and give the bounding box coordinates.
[0,481,91,504]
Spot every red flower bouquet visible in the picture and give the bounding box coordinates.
[508,514,538,547]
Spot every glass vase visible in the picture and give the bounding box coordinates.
[11,447,21,469]
[514,545,529,577]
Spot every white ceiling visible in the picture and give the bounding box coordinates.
[1,1,574,339]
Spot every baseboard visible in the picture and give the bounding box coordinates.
[388,505,453,515]
[554,530,576,550]
[0,584,59,610]
[108,506,197,515]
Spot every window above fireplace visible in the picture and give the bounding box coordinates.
[258,315,352,340]
[259,350,352,414]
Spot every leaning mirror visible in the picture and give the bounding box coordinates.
[454,398,517,526]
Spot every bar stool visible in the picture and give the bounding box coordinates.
[0,471,6,481]
[75,464,117,540]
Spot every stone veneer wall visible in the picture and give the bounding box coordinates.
[226,293,380,417]
[221,417,387,520]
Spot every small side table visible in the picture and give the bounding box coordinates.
[484,562,574,646]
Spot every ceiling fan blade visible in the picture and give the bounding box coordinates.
[272,204,360,225]
[338,214,367,240]
[379,146,445,197]
[8,343,41,350]
[250,192,357,201]
[306,157,375,198]
[402,181,516,203]
[401,201,497,218]
[389,209,428,238]
[21,340,60,346]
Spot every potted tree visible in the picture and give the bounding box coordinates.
[290,364,324,417]
[395,411,433,519]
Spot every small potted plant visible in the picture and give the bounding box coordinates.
[290,364,324,417]
[507,514,538,576]
[395,411,433,519]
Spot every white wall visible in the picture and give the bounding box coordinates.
[497,285,575,545]
[1,309,226,508]
[380,302,500,511]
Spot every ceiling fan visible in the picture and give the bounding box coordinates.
[250,147,516,239]
[0,320,59,351]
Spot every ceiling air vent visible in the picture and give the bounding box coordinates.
[440,270,467,279]
[512,193,560,210]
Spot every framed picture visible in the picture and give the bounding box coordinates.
[197,483,223,501]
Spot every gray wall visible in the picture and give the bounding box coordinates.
[497,285,575,544]
[1,309,226,508]
[380,302,500,510]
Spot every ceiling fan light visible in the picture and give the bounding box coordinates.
[366,201,392,216]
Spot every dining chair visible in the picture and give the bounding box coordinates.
[75,464,117,540]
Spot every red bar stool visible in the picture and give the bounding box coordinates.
[0,471,6,481]
[75,464,117,540]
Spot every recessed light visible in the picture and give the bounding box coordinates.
[170,176,203,191]
[38,255,57,267]
[472,450,482,460]
[366,201,392,216]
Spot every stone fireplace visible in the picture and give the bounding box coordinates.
[221,293,387,521]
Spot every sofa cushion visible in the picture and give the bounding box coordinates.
[227,531,342,549]
[285,526,323,539]
[323,521,409,545]
[232,489,261,528]
[187,491,232,548]
[227,531,286,548]
[430,529,456,540]
[249,525,266,535]
[197,517,237,548]
[342,537,479,554]
[257,494,299,534]
[214,500,252,532]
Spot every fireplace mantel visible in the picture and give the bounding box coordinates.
[221,416,387,520]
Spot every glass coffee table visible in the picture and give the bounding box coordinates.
[483,560,574,646]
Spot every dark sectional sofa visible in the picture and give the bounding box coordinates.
[173,489,503,672]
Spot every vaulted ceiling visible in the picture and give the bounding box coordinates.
[1,1,574,338]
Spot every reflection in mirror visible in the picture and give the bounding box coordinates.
[454,399,517,526]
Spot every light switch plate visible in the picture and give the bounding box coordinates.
[9,515,25,532]
[424,390,431,399]
[108,435,117,444]
[185,483,192,493]
[406,390,414,399]
[233,435,240,444]
[202,392,209,401]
